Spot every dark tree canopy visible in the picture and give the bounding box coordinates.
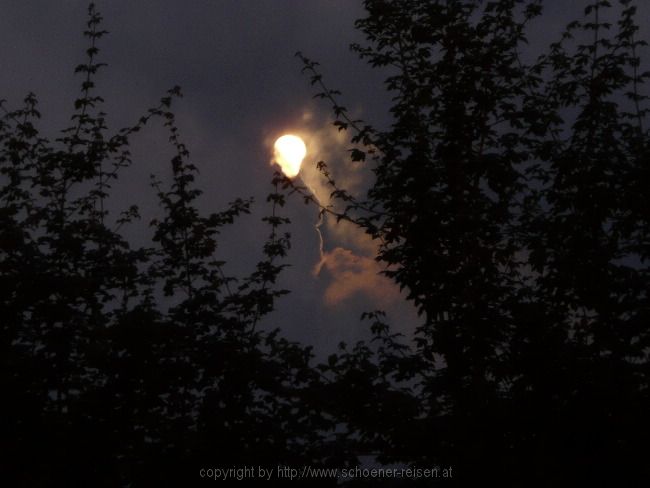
[0,5,339,486]
[296,0,649,485]
[2,1,649,486]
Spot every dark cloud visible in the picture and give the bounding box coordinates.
[0,0,403,353]
[3,1,647,353]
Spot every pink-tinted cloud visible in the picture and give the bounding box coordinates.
[318,247,400,306]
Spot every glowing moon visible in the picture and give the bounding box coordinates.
[273,134,306,178]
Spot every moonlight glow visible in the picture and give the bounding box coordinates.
[273,134,306,178]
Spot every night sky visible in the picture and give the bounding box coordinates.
[2,0,648,355]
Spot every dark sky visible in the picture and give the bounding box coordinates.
[0,0,418,354]
[2,1,648,354]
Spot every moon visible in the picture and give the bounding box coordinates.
[273,134,306,178]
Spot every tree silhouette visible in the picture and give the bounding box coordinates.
[1,5,340,486]
[296,0,649,485]
[3,2,649,486]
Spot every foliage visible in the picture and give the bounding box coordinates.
[4,2,649,486]
[296,0,650,485]
[0,4,339,486]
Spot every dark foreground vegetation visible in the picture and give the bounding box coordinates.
[1,1,648,486]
